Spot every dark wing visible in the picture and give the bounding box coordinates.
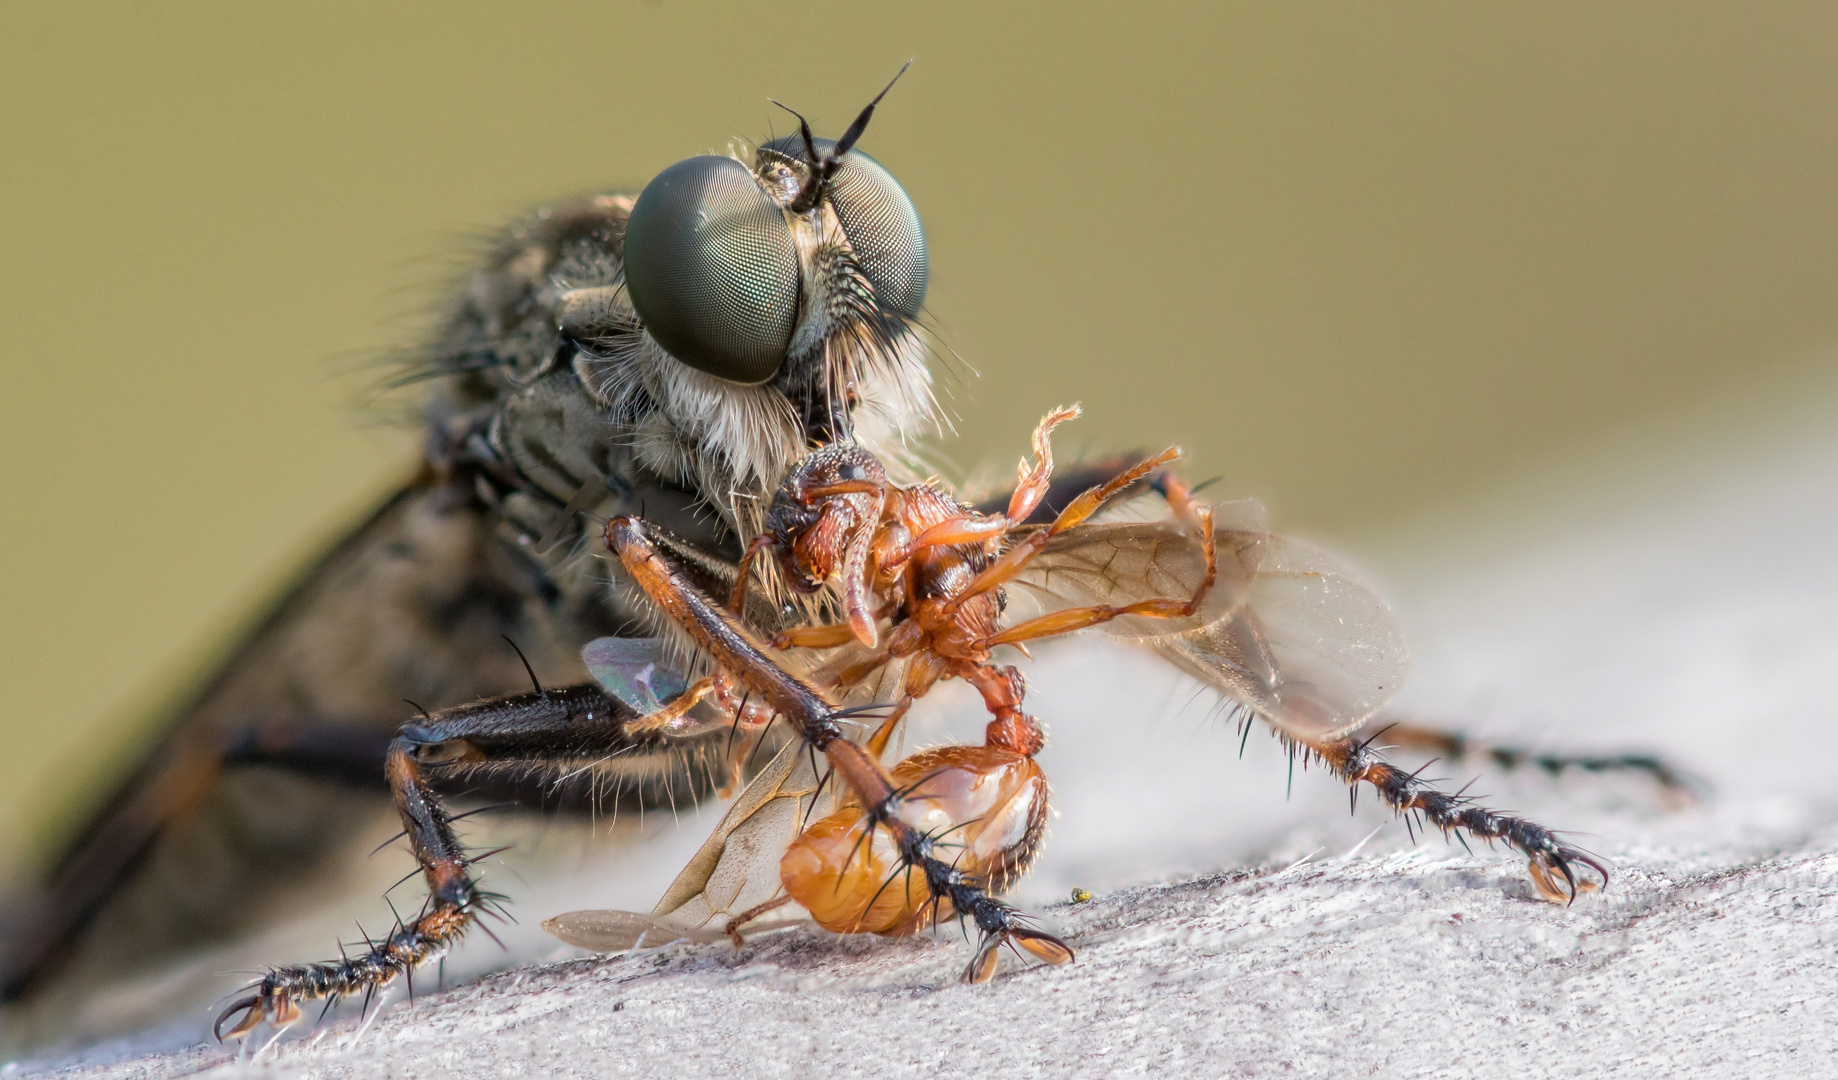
[1010,499,1408,741]
[0,471,651,1021]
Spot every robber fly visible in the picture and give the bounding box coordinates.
[7,69,1686,1051]
[0,69,947,1046]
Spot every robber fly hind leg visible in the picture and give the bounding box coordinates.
[1347,718,1705,803]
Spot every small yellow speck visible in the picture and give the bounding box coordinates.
[1070,887,1092,903]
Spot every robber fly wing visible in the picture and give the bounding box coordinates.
[1147,533,1408,740]
[1012,498,1408,741]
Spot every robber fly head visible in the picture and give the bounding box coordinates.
[620,63,926,441]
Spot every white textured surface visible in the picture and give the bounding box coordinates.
[18,390,1838,1078]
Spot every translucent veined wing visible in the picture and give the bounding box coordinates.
[581,635,740,739]
[548,633,916,952]
[1005,499,1268,638]
[544,737,824,950]
[583,636,689,714]
[1010,499,1408,741]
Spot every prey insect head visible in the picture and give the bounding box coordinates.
[621,63,925,394]
[764,442,888,594]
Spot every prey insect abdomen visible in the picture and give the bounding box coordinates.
[782,746,1048,936]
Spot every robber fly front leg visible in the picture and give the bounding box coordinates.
[215,683,738,1039]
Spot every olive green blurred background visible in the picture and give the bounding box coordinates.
[4,2,1838,875]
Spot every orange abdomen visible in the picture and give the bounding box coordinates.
[780,745,1048,936]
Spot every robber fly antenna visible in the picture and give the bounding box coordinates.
[833,59,910,158]
[500,635,543,694]
[776,60,912,213]
[767,98,821,164]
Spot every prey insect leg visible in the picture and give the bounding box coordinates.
[944,447,1185,615]
[1292,729,1611,903]
[977,463,1217,649]
[608,515,1072,981]
[215,684,742,1039]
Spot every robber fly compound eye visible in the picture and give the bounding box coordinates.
[623,71,926,387]
[624,155,802,384]
[624,147,927,385]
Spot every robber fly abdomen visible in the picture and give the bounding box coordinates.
[2,71,934,1045]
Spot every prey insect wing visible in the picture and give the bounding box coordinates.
[1010,502,1409,740]
[545,736,829,950]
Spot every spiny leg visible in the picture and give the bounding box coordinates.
[1293,729,1610,903]
[215,683,742,1039]
[1354,718,1704,800]
[2,718,408,1003]
[609,515,1071,979]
